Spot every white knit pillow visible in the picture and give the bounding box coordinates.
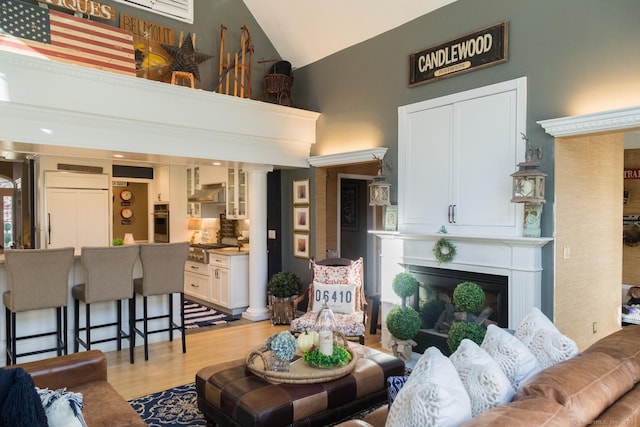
[481,324,541,391]
[37,388,87,427]
[386,347,472,427]
[515,307,579,369]
[450,339,515,417]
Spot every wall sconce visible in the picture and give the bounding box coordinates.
[369,156,391,206]
[511,133,546,237]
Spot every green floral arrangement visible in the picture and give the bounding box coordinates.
[391,273,419,306]
[112,238,124,246]
[265,331,297,361]
[304,346,351,368]
[453,281,485,313]
[385,305,421,341]
[447,321,487,352]
[267,272,303,298]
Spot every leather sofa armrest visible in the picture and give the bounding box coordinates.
[16,350,108,390]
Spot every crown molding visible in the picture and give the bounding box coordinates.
[538,106,640,137]
[307,147,388,167]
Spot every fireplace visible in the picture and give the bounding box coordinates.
[408,265,508,354]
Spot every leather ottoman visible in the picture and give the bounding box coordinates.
[195,344,404,427]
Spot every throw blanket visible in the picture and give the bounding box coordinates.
[0,367,47,427]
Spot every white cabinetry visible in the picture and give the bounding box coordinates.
[199,166,227,185]
[44,171,110,250]
[155,165,170,202]
[184,261,210,301]
[209,253,249,315]
[226,167,247,219]
[398,77,526,236]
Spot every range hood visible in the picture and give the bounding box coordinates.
[188,183,225,203]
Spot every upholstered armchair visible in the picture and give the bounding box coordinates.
[290,257,367,344]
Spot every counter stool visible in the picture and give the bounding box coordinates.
[3,247,75,365]
[133,242,189,361]
[72,245,138,364]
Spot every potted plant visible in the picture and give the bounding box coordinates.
[385,272,421,362]
[446,281,491,352]
[267,271,303,325]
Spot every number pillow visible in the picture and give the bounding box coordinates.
[311,282,357,314]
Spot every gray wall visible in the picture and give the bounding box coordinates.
[291,0,640,315]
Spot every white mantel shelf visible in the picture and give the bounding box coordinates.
[370,230,553,247]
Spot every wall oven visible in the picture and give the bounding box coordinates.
[153,204,169,243]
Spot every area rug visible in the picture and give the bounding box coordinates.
[129,382,386,427]
[184,300,240,329]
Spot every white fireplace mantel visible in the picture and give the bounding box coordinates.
[372,231,553,329]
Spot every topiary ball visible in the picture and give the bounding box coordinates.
[392,273,419,300]
[386,305,421,341]
[447,321,487,353]
[452,281,485,313]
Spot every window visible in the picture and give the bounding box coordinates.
[113,0,193,24]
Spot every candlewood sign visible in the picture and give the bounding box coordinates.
[409,22,508,86]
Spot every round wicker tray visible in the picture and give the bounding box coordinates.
[245,346,358,384]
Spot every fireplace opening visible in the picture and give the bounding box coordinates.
[407,265,508,355]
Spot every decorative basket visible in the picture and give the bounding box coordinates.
[264,74,293,94]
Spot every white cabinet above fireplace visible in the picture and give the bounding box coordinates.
[398,77,527,236]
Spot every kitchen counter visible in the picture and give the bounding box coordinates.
[207,247,250,256]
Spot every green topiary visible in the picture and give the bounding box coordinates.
[267,272,303,298]
[392,273,419,306]
[386,305,421,340]
[452,281,485,313]
[447,321,487,353]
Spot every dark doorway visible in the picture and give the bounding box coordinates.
[339,178,368,263]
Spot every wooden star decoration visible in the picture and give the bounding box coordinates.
[162,34,213,81]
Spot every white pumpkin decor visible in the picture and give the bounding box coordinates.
[297,330,319,353]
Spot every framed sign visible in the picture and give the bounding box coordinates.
[384,205,398,231]
[293,206,310,232]
[293,233,309,259]
[409,22,508,86]
[293,179,310,204]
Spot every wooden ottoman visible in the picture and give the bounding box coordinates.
[195,344,404,427]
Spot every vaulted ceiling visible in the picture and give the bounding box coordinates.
[242,0,457,68]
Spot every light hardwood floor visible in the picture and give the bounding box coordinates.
[106,317,384,400]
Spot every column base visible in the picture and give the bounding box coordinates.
[242,307,270,322]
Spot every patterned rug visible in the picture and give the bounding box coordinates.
[184,300,240,329]
[129,382,385,426]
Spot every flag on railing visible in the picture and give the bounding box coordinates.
[0,0,135,76]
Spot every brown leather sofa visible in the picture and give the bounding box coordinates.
[13,350,145,427]
[337,325,640,427]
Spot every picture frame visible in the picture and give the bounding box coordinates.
[293,233,309,259]
[384,205,398,231]
[340,181,358,231]
[293,206,310,232]
[293,179,310,205]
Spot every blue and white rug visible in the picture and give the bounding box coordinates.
[129,382,206,427]
[184,300,240,329]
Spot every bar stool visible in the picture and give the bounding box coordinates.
[133,242,189,361]
[72,245,138,364]
[3,247,75,365]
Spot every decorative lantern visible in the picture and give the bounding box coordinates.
[314,297,336,356]
[369,156,391,206]
[511,134,546,238]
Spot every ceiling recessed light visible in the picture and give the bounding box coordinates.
[40,128,53,134]
[212,161,222,166]
[113,154,125,158]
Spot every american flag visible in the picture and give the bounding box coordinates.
[0,0,135,76]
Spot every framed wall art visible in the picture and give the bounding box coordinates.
[293,179,310,204]
[293,233,309,259]
[293,206,310,232]
[384,205,398,231]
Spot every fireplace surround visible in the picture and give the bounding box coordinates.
[374,231,553,353]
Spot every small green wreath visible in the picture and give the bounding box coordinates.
[433,238,456,264]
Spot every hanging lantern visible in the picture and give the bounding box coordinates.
[511,134,546,204]
[314,297,336,356]
[369,157,391,206]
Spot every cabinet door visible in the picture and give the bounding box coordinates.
[209,265,220,304]
[218,268,230,307]
[399,104,453,231]
[226,168,248,219]
[184,270,209,301]
[453,91,517,228]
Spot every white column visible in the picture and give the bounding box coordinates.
[242,164,273,321]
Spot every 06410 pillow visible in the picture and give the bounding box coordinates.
[310,282,356,313]
[450,338,515,417]
[386,347,472,427]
